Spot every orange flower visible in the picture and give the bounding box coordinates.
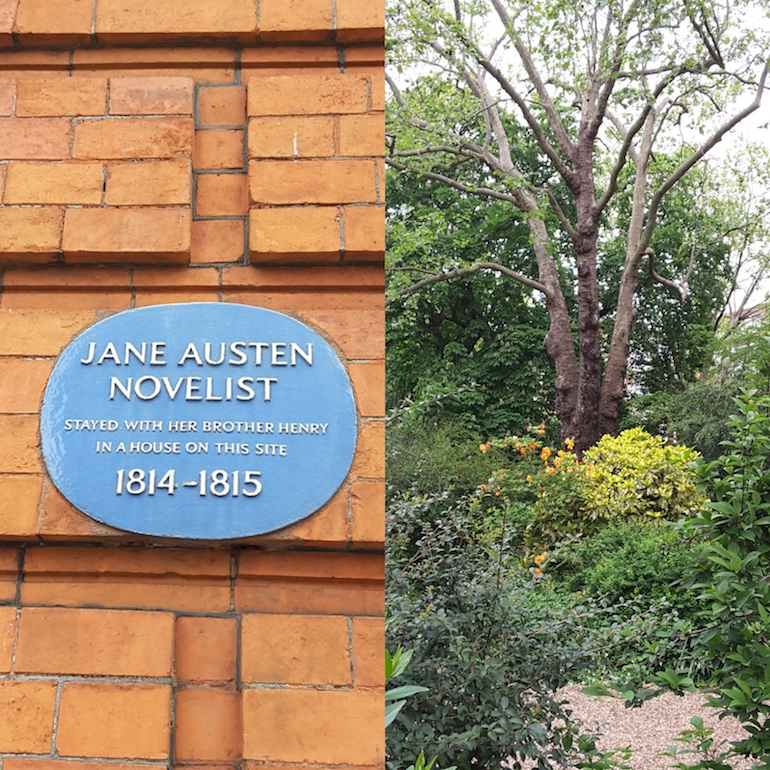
[526,474,533,483]
[534,551,549,565]
[540,447,552,462]
[479,442,490,454]
[533,567,543,579]
[536,424,546,435]
[565,437,575,451]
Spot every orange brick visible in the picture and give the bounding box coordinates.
[249,160,376,205]
[197,172,248,216]
[110,76,194,115]
[241,613,351,685]
[0,77,15,115]
[57,683,171,759]
[15,608,174,676]
[344,205,384,257]
[247,73,368,116]
[0,548,18,602]
[298,306,384,360]
[352,615,384,687]
[0,118,71,159]
[6,762,160,770]
[191,219,244,263]
[351,480,385,545]
[242,689,384,764]
[0,681,57,753]
[4,162,103,204]
[260,0,332,41]
[16,76,107,117]
[2,265,130,289]
[0,415,41,473]
[175,616,237,682]
[336,0,385,42]
[221,265,382,290]
[0,606,15,672]
[240,549,383,582]
[2,289,132,311]
[339,114,384,156]
[14,0,93,44]
[39,484,114,539]
[0,208,62,255]
[175,689,242,761]
[105,159,191,205]
[62,208,191,258]
[248,116,335,158]
[197,85,246,127]
[0,0,17,45]
[371,71,385,111]
[96,0,257,37]
[0,475,41,536]
[0,358,53,413]
[73,117,193,160]
[349,363,385,417]
[194,129,244,170]
[0,309,95,356]
[131,266,220,289]
[249,206,340,260]
[351,420,384,478]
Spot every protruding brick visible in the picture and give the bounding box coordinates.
[191,219,244,263]
[242,689,384,764]
[197,85,246,127]
[105,159,191,205]
[62,208,191,258]
[0,681,57,753]
[249,206,340,260]
[14,0,93,44]
[0,416,41,473]
[16,77,107,117]
[0,358,53,413]
[349,363,385,417]
[175,616,237,682]
[194,129,244,170]
[0,208,62,256]
[241,614,351,685]
[73,117,193,159]
[15,608,174,676]
[0,77,16,115]
[175,689,242,761]
[0,118,71,159]
[351,480,385,545]
[352,420,385,478]
[339,114,385,156]
[0,309,95,356]
[248,116,335,158]
[0,475,41,536]
[197,172,248,216]
[249,160,377,204]
[0,606,16,673]
[57,683,171,759]
[110,76,194,115]
[336,0,386,42]
[344,205,385,257]
[260,0,332,41]
[4,162,104,204]
[0,0,18,46]
[247,74,369,116]
[352,616,384,686]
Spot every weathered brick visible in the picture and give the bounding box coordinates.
[370,71,385,111]
[0,77,16,115]
[198,85,246,127]
[349,363,385,417]
[352,615,384,687]
[221,265,383,291]
[57,683,171,759]
[5,761,160,770]
[197,172,248,216]
[241,613,351,685]
[131,266,220,289]
[351,480,385,545]
[175,689,242,761]
[16,76,107,117]
[109,76,194,115]
[175,616,237,682]
[4,162,104,204]
[0,309,95,356]
[0,681,57,753]
[344,205,385,258]
[0,416,41,473]
[0,118,71,159]
[39,484,117,539]
[248,116,335,158]
[0,0,17,45]
[191,219,244,264]
[194,129,244,169]
[14,0,93,44]
[242,689,384,764]
[105,159,191,205]
[0,208,62,255]
[260,0,332,41]
[96,0,257,37]
[0,475,42,536]
[249,206,340,260]
[336,0,386,42]
[249,160,377,204]
[0,606,15,672]
[0,358,53,413]
[15,608,174,676]
[73,117,193,159]
[247,73,369,116]
[351,420,385,478]
[62,208,191,258]
[298,306,384,360]
[339,114,385,156]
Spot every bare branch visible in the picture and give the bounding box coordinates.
[646,248,686,302]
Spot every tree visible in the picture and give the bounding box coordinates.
[387,0,770,452]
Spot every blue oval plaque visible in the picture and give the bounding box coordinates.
[40,303,358,539]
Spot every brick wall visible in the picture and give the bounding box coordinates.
[0,1,385,766]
